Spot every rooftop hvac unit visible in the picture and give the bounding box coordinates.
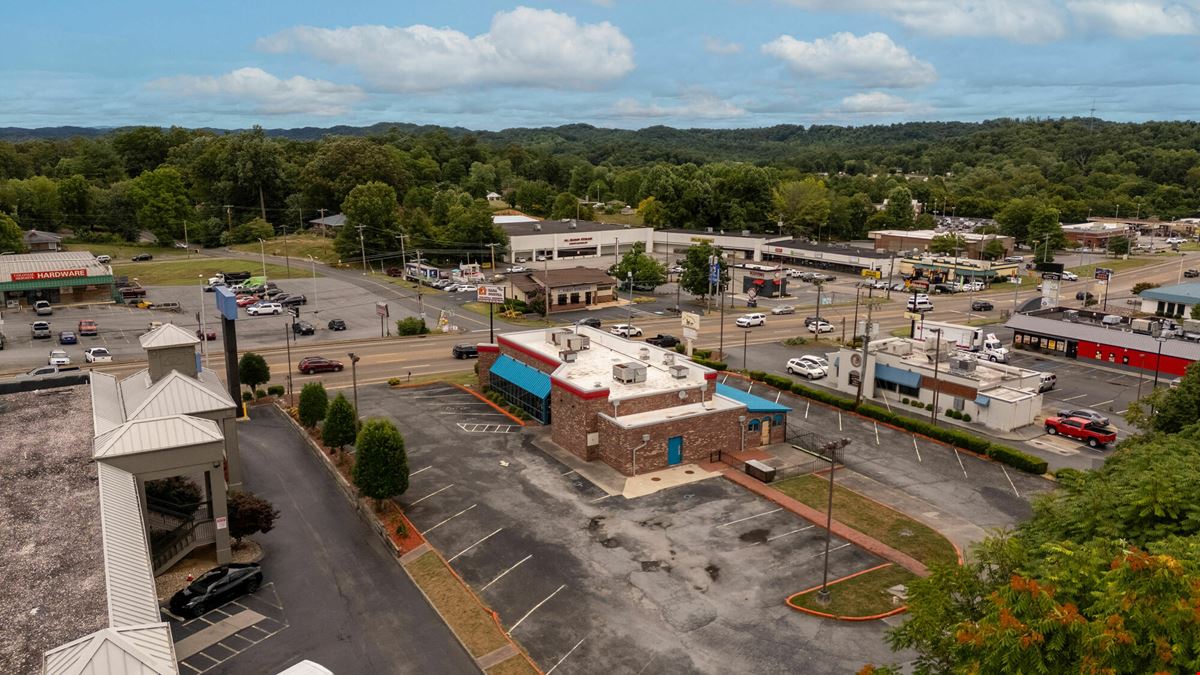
[638,347,651,361]
[613,362,648,384]
[550,330,572,346]
[662,353,675,365]
[560,350,578,363]
[534,223,541,231]
[668,364,689,379]
[950,356,976,372]
[569,220,577,229]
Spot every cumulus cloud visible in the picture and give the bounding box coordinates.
[761,32,937,88]
[840,91,917,113]
[612,94,747,119]
[257,6,635,92]
[150,67,363,115]
[781,0,1067,43]
[703,36,743,54]
[1067,1,1200,36]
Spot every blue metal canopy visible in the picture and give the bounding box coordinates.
[716,383,791,413]
[875,363,922,389]
[490,354,551,398]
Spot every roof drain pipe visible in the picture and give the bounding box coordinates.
[632,433,651,477]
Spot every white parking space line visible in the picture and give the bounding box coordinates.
[411,484,454,505]
[838,412,843,431]
[912,437,922,463]
[767,525,815,542]
[510,584,566,631]
[953,448,968,478]
[716,508,783,528]
[1092,399,1115,407]
[546,637,587,674]
[1062,393,1089,401]
[808,542,851,559]
[590,494,613,503]
[482,554,532,591]
[1000,465,1021,498]
[805,401,810,419]
[425,504,477,533]
[448,528,504,563]
[873,422,880,445]
[561,469,577,476]
[411,466,432,476]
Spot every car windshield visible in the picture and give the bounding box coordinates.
[187,568,227,593]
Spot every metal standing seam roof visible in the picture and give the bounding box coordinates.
[43,624,177,675]
[491,354,552,398]
[90,371,126,437]
[1006,313,1200,361]
[138,323,200,350]
[125,371,235,420]
[874,363,924,389]
[94,462,164,629]
[94,415,224,458]
[0,251,112,282]
[1139,282,1200,305]
[714,383,791,413]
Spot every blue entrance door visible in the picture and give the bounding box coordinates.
[667,436,683,465]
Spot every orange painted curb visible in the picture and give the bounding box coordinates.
[786,563,909,621]
[450,382,527,426]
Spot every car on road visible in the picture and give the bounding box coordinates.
[807,319,834,334]
[971,300,994,311]
[84,347,112,363]
[246,302,283,316]
[32,321,51,339]
[645,334,680,348]
[1166,236,1187,245]
[1057,408,1111,427]
[236,294,259,307]
[506,265,528,273]
[442,283,460,292]
[34,300,53,315]
[48,349,71,366]
[959,280,985,291]
[770,305,796,315]
[932,283,958,294]
[1044,415,1117,449]
[279,294,307,307]
[610,324,643,337]
[169,563,263,619]
[810,273,836,283]
[452,344,479,359]
[131,253,153,261]
[577,317,601,328]
[907,297,934,312]
[891,282,907,291]
[96,254,111,264]
[736,313,766,328]
[1061,271,1079,281]
[1037,372,1057,392]
[1075,291,1095,302]
[536,255,547,262]
[58,331,77,345]
[1185,269,1200,278]
[77,319,98,336]
[786,358,826,379]
[327,319,347,331]
[292,320,315,335]
[196,328,217,341]
[298,356,343,374]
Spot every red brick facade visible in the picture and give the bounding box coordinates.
[597,407,745,475]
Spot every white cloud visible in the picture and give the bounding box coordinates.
[761,32,937,87]
[840,91,917,113]
[703,36,743,54]
[258,7,635,92]
[613,94,747,119]
[781,1,1067,42]
[150,67,363,115]
[1067,1,1200,36]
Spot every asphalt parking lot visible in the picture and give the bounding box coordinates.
[165,584,289,675]
[367,383,904,674]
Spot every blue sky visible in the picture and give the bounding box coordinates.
[4,0,1199,129]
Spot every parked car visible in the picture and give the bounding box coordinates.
[1057,408,1110,427]
[803,316,822,329]
[48,349,71,366]
[96,254,112,264]
[1185,269,1199,278]
[786,358,826,379]
[32,321,51,339]
[236,294,259,308]
[327,319,347,331]
[34,300,53,315]
[131,253,153,261]
[1044,416,1117,449]
[645,334,680,348]
[932,283,958,294]
[77,319,98,336]
[169,563,263,619]
[1037,372,1057,392]
[119,284,147,299]
[610,324,643,337]
[246,302,283,316]
[797,355,829,370]
[58,331,77,345]
[262,287,286,299]
[457,285,478,293]
[959,280,985,291]
[578,317,601,328]
[84,347,113,363]
[279,293,306,307]
[442,283,461,292]
[736,313,766,328]
[808,320,834,334]
[196,328,217,341]
[298,356,343,374]
[292,320,315,336]
[667,265,683,274]
[452,344,479,359]
[971,300,994,311]
[907,297,934,312]
[771,304,796,315]
[203,280,226,292]
[14,364,80,380]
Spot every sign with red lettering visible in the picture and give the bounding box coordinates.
[11,268,88,282]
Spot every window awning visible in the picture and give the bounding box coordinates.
[490,354,551,398]
[715,383,791,413]
[974,394,991,407]
[875,363,922,389]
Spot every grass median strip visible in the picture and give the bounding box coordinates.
[112,257,318,285]
[772,474,958,568]
[788,564,916,618]
[405,551,511,658]
[486,655,540,675]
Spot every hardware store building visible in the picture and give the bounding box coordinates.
[0,251,115,306]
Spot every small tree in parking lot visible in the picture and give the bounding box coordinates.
[298,382,328,428]
[322,392,357,453]
[238,352,270,396]
[352,418,410,510]
[227,491,280,547]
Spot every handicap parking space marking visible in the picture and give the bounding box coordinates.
[456,422,521,433]
[173,583,289,675]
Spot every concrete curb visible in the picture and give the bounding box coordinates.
[785,562,909,621]
[450,382,527,426]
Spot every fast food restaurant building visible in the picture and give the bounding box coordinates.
[0,252,115,306]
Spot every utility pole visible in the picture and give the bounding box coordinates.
[258,185,267,222]
[317,208,327,238]
[855,291,878,407]
[357,225,367,273]
[284,315,295,408]
[813,281,823,342]
[929,329,943,425]
[224,205,233,233]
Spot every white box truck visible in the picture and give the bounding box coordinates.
[912,319,1011,363]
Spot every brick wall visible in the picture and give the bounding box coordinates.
[478,345,499,389]
[741,412,788,447]
[596,406,745,475]
[609,385,709,416]
[550,382,610,461]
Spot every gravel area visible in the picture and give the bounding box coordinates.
[0,387,107,675]
[154,540,263,603]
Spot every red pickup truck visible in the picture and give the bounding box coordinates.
[1044,416,1117,448]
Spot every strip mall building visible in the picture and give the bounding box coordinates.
[478,326,789,475]
[0,252,115,306]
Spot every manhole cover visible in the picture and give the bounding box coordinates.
[651,477,661,482]
[684,470,695,475]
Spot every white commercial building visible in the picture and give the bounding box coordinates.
[652,229,791,262]
[497,218,654,264]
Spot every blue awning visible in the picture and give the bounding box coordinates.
[716,383,791,413]
[490,354,551,398]
[875,363,922,389]
[974,394,991,407]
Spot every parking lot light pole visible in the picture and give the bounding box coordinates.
[813,281,823,342]
[307,256,319,315]
[929,329,944,425]
[256,238,268,279]
[743,329,751,371]
[1150,325,1166,414]
[348,352,361,423]
[816,447,836,606]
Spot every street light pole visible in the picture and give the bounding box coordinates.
[813,281,823,342]
[348,352,361,423]
[257,238,267,279]
[307,256,319,315]
[929,329,943,425]
[743,329,750,371]
[357,225,367,273]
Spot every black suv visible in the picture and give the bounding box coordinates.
[971,300,994,311]
[1075,291,1095,301]
[279,294,306,307]
[328,319,347,331]
[292,320,315,335]
[578,317,602,328]
[131,253,153,261]
[452,344,479,359]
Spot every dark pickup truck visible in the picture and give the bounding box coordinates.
[645,334,680,348]
[119,284,147,299]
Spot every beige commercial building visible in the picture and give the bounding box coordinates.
[869,230,1015,259]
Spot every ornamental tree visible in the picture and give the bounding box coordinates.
[351,418,410,510]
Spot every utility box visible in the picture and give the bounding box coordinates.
[744,459,776,483]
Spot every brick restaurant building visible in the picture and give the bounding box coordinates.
[478,326,789,475]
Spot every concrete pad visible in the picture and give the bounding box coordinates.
[174,609,266,660]
[622,464,721,499]
[528,429,627,496]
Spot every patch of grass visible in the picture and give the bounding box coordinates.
[64,240,183,260]
[398,371,477,388]
[1069,255,1156,276]
[485,656,540,675]
[405,551,510,658]
[773,474,958,568]
[890,326,911,338]
[789,564,916,617]
[462,301,550,326]
[112,257,319,285]
[962,317,1003,327]
[229,233,336,263]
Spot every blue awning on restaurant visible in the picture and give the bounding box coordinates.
[875,363,922,389]
[489,354,551,398]
[974,393,991,407]
[716,383,791,413]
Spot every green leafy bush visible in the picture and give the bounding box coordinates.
[395,317,429,336]
[987,444,1048,474]
[901,398,909,405]
[692,357,728,371]
[763,374,792,390]
[298,382,328,428]
[962,413,971,422]
[267,385,285,396]
[255,389,268,399]
[241,391,253,402]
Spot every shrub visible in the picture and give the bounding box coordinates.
[298,382,328,428]
[693,348,713,359]
[322,392,357,452]
[987,444,1048,474]
[255,389,268,399]
[241,391,253,402]
[395,317,429,336]
[227,491,280,546]
[962,413,971,422]
[674,343,686,354]
[1131,282,1160,295]
[267,385,285,397]
[352,418,410,508]
[692,357,728,371]
[145,476,202,507]
[763,374,792,390]
[902,398,910,405]
[783,336,808,346]
[388,377,402,386]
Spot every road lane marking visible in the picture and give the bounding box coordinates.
[873,422,880,445]
[954,448,968,479]
[482,554,532,591]
[425,504,477,533]
[546,637,587,674]
[411,484,454,505]
[449,528,503,562]
[510,584,566,631]
[716,508,782,528]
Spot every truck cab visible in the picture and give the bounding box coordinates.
[978,334,1010,363]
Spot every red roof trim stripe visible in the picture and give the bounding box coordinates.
[497,336,561,368]
[552,377,609,400]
